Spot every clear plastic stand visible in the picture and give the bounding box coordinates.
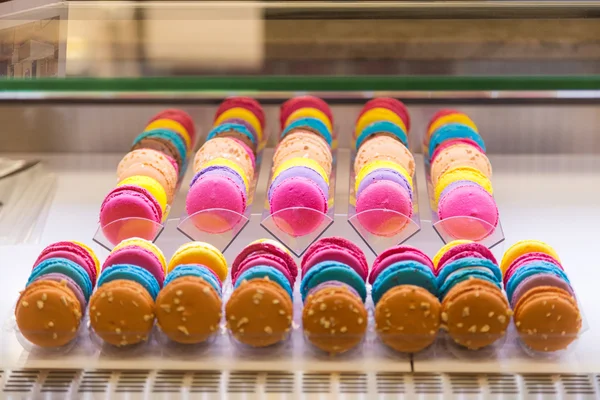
[177,208,251,253]
[93,217,165,251]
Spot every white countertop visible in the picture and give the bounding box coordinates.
[0,151,598,373]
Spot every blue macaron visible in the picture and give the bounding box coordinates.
[281,117,333,146]
[133,128,188,166]
[355,120,408,150]
[98,264,161,300]
[371,260,437,305]
[436,257,502,287]
[207,123,256,145]
[438,269,501,300]
[234,266,293,299]
[300,261,366,302]
[428,123,486,162]
[165,264,222,297]
[28,257,93,301]
[505,260,570,303]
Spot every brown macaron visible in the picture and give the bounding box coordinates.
[226,278,293,347]
[441,278,511,350]
[302,285,367,354]
[375,285,441,353]
[132,138,183,171]
[15,280,82,347]
[89,280,155,347]
[156,276,222,344]
[514,286,581,352]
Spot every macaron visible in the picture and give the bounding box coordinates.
[214,107,263,144]
[375,285,441,353]
[428,124,486,161]
[370,245,434,285]
[117,150,178,204]
[435,242,497,273]
[371,260,438,305]
[234,266,293,299]
[441,278,511,350]
[500,240,561,275]
[233,253,293,287]
[300,261,367,303]
[269,163,329,206]
[31,273,87,313]
[432,240,473,269]
[155,273,222,344]
[510,273,574,307]
[430,138,485,166]
[436,258,502,288]
[34,241,99,288]
[145,118,192,152]
[97,264,161,300]
[302,237,369,282]
[503,252,564,286]
[355,121,408,150]
[88,279,155,347]
[103,239,166,288]
[281,117,333,146]
[15,280,82,347]
[117,175,168,216]
[207,123,256,151]
[513,286,581,352]
[231,240,298,284]
[427,113,477,141]
[356,180,413,237]
[357,98,410,133]
[28,258,93,302]
[99,184,162,245]
[164,265,222,296]
[434,166,493,205]
[354,135,415,178]
[216,97,265,132]
[273,131,333,177]
[168,242,228,281]
[269,176,328,237]
[438,267,502,300]
[356,159,413,194]
[132,128,187,172]
[226,278,293,347]
[505,260,570,303]
[280,96,333,131]
[302,283,367,354]
[431,142,492,187]
[192,162,249,195]
[354,108,407,141]
[193,137,255,183]
[284,107,333,133]
[148,109,196,146]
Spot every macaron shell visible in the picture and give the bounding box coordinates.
[428,113,478,138]
[302,237,369,281]
[214,107,263,142]
[132,137,184,173]
[234,254,294,287]
[370,245,434,284]
[435,166,493,204]
[438,268,501,300]
[33,246,95,282]
[193,137,255,182]
[301,246,367,282]
[149,109,196,144]
[500,240,561,274]
[280,96,333,130]
[371,261,438,304]
[285,107,333,133]
[436,257,502,286]
[356,159,413,193]
[281,117,333,147]
[168,242,228,281]
[428,124,486,158]
[29,258,93,302]
[273,157,329,184]
[300,261,367,302]
[234,266,293,299]
[505,261,570,302]
[32,273,87,312]
[232,242,298,283]
[356,180,413,237]
[435,242,498,273]
[273,131,333,177]
[431,143,492,187]
[355,122,408,150]
[207,123,256,148]
[357,98,410,132]
[437,251,485,272]
[354,108,407,139]
[430,138,486,166]
[432,240,474,269]
[98,264,161,300]
[117,149,178,203]
[216,97,265,130]
[133,129,187,169]
[100,185,162,228]
[510,273,575,307]
[356,167,413,202]
[165,264,222,294]
[503,252,564,286]
[118,175,168,216]
[34,241,98,286]
[192,165,248,197]
[196,157,250,193]
[145,119,192,151]
[354,135,415,177]
[113,238,167,271]
[103,245,166,288]
[269,166,329,205]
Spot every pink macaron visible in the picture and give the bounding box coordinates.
[233,253,294,286]
[435,242,498,275]
[34,241,98,286]
[503,252,564,286]
[103,245,166,287]
[369,245,434,284]
[437,183,498,241]
[280,96,333,130]
[356,180,413,237]
[269,176,328,237]
[356,97,411,133]
[149,109,196,145]
[301,237,369,281]
[99,185,163,245]
[186,174,247,234]
[231,241,298,283]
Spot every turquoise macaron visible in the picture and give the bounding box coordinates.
[438,268,501,300]
[436,257,502,287]
[234,265,293,299]
[28,257,93,301]
[133,128,188,166]
[98,264,161,300]
[165,265,222,297]
[505,260,570,303]
[371,260,437,305]
[428,123,486,162]
[207,123,256,145]
[281,117,333,146]
[355,120,408,150]
[300,261,366,302]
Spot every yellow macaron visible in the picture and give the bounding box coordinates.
[355,159,413,194]
[200,157,250,193]
[354,108,407,139]
[500,240,561,274]
[427,113,478,140]
[113,237,167,273]
[285,107,333,133]
[145,118,192,151]
[432,239,474,270]
[250,238,292,255]
[72,240,101,278]
[118,175,168,216]
[434,166,493,205]
[214,107,263,143]
[273,157,329,185]
[167,242,228,281]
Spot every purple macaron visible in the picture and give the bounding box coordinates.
[510,273,576,307]
[269,166,329,204]
[307,280,361,299]
[191,165,248,197]
[33,272,87,311]
[357,167,413,201]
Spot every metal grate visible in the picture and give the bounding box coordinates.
[151,370,186,394]
[265,371,295,393]
[115,370,150,393]
[560,374,595,395]
[3,370,39,393]
[227,371,258,393]
[412,373,444,394]
[376,372,406,394]
[524,374,558,395]
[302,372,331,393]
[78,370,112,394]
[486,374,519,395]
[40,370,78,394]
[191,370,220,393]
[449,373,481,394]
[339,372,368,394]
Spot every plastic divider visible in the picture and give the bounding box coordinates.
[93,217,165,251]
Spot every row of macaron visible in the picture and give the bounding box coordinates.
[424,111,497,240]
[100,109,196,244]
[268,97,335,237]
[352,98,416,237]
[186,98,265,233]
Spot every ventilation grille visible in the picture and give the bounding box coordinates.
[78,370,112,394]
[486,374,519,395]
[265,372,295,393]
[191,370,220,393]
[376,372,406,394]
[302,373,331,393]
[339,372,368,394]
[560,374,595,395]
[227,371,257,393]
[413,373,443,394]
[524,374,558,395]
